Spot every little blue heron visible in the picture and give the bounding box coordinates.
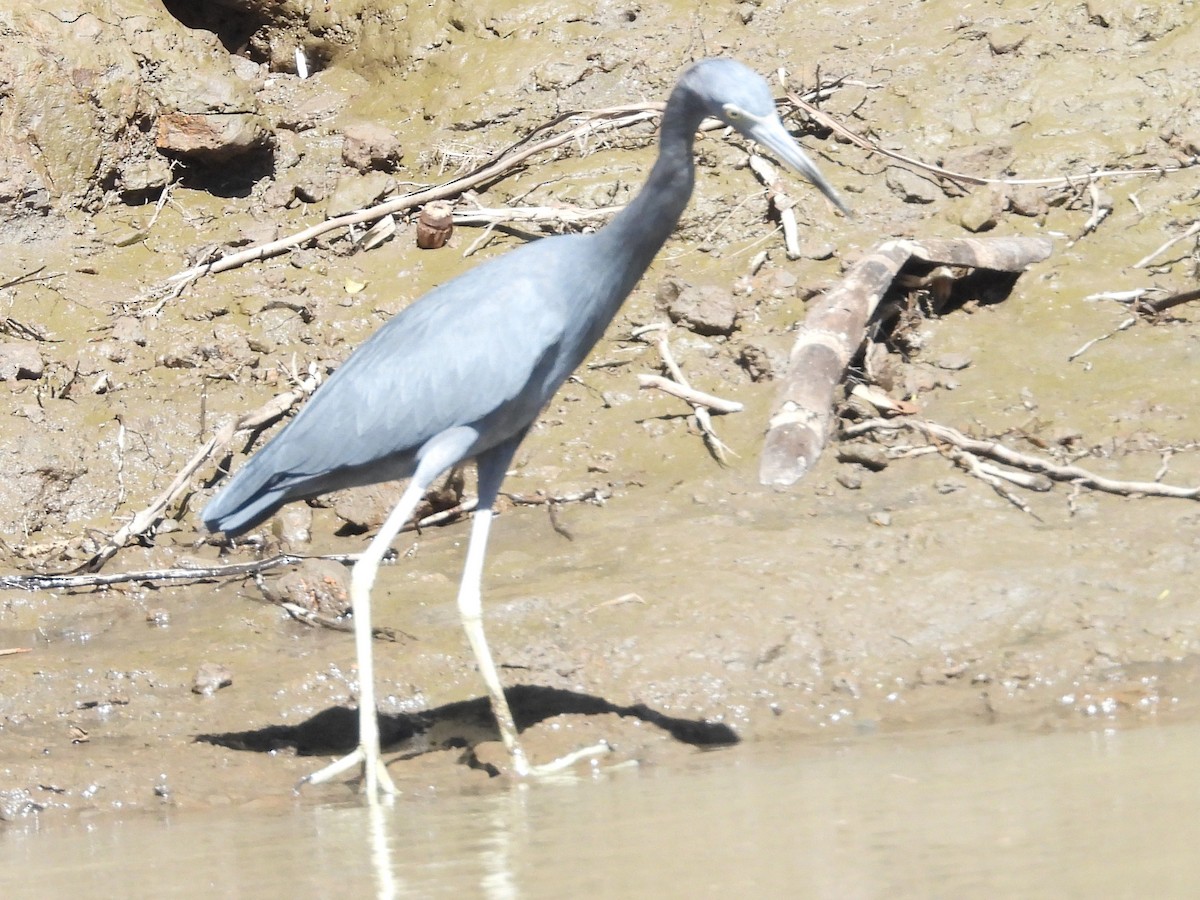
[203,58,847,798]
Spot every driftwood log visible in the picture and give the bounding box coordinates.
[758,236,1054,486]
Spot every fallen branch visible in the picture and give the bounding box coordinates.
[1069,283,1200,361]
[3,554,316,591]
[759,236,1054,486]
[5,483,612,591]
[845,417,1200,501]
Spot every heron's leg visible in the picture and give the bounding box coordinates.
[300,477,429,798]
[301,429,479,799]
[462,438,611,776]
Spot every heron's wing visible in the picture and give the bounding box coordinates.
[252,254,572,482]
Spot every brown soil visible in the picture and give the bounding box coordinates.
[1,0,1198,822]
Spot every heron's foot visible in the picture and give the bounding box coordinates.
[510,740,615,778]
[296,745,398,798]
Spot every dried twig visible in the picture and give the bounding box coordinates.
[1133,220,1200,269]
[4,486,612,591]
[2,554,315,591]
[1144,286,1200,314]
[158,106,665,292]
[846,417,1200,501]
[786,89,1198,189]
[748,154,803,258]
[636,327,740,463]
[637,374,744,414]
[946,446,1043,519]
[1067,182,1112,247]
[1068,316,1137,362]
[0,266,62,291]
[452,202,621,232]
[80,371,321,573]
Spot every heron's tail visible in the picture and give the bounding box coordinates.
[202,457,293,537]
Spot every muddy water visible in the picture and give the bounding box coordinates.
[8,721,1200,898]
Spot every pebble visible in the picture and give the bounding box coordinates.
[192,663,233,696]
[0,342,44,381]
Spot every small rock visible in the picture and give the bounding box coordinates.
[111,316,147,347]
[940,141,1014,178]
[885,167,939,204]
[341,122,403,172]
[210,323,258,369]
[117,156,171,198]
[533,61,588,91]
[156,113,272,164]
[328,469,464,533]
[801,241,838,261]
[987,25,1029,54]
[0,342,44,381]
[230,55,265,84]
[272,504,313,547]
[279,88,344,132]
[262,180,297,209]
[952,189,1002,233]
[239,223,280,246]
[326,170,394,218]
[192,663,233,696]
[265,559,351,618]
[736,342,783,382]
[656,278,740,336]
[837,444,889,471]
[933,353,972,371]
[329,482,400,532]
[765,268,797,296]
[868,510,892,527]
[836,471,862,490]
[902,365,943,396]
[1006,185,1048,217]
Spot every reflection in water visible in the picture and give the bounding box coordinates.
[6,722,1200,897]
[369,798,398,900]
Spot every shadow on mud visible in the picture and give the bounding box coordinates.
[195,684,739,774]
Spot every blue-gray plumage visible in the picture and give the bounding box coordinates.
[203,58,847,799]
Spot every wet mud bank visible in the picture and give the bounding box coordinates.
[1,1,1198,822]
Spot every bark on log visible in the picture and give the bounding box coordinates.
[759,236,1054,487]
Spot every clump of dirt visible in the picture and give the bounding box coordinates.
[1,1,1199,822]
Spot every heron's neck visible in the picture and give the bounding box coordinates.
[597,87,706,290]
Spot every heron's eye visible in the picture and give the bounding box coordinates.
[722,104,743,121]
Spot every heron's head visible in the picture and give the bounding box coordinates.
[684,58,849,216]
